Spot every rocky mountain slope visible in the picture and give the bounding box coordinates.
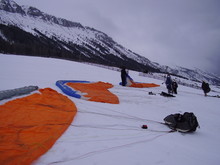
[0,0,219,85]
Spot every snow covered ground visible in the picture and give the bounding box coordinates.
[1,54,220,165]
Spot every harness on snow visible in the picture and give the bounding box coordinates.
[164,112,199,133]
[160,92,175,97]
[148,92,156,95]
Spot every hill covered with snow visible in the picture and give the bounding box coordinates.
[0,0,220,85]
[0,0,158,72]
[0,54,220,165]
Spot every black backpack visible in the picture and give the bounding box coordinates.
[164,112,199,133]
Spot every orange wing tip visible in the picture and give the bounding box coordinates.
[0,88,77,165]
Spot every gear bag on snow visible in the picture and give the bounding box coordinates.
[164,112,199,133]
[160,91,175,97]
[0,86,39,101]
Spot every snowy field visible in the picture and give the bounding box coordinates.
[1,54,220,165]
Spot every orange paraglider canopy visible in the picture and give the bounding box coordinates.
[66,81,119,104]
[121,74,160,88]
[130,82,160,88]
[0,88,77,165]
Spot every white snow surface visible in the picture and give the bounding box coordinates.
[1,54,220,165]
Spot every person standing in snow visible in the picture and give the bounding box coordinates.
[165,74,173,94]
[172,80,178,94]
[121,67,128,86]
[201,81,210,96]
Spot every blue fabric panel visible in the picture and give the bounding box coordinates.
[56,80,90,98]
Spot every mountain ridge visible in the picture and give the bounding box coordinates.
[0,0,219,85]
[0,0,160,72]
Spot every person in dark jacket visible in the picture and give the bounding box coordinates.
[172,80,178,94]
[165,74,173,94]
[202,81,210,96]
[121,67,128,86]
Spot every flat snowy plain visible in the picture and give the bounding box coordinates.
[1,54,220,165]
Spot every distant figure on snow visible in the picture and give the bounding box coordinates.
[201,81,210,96]
[165,74,173,94]
[172,80,178,94]
[121,67,128,86]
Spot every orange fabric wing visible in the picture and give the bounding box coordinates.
[130,82,160,88]
[0,88,77,165]
[66,81,119,104]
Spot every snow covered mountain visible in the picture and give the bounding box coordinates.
[0,0,219,85]
[0,0,158,72]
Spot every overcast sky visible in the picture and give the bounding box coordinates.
[14,0,220,75]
